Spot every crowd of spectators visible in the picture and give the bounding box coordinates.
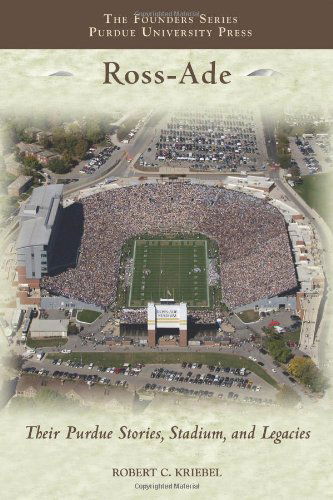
[117,308,227,325]
[119,309,147,324]
[188,310,227,324]
[41,183,297,313]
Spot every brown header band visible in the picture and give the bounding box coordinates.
[0,0,333,49]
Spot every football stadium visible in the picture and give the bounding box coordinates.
[37,182,298,316]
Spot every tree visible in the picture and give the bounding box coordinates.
[266,337,293,363]
[52,126,67,152]
[288,357,312,379]
[86,121,102,144]
[67,323,79,335]
[48,158,71,174]
[288,357,328,393]
[22,156,41,174]
[62,150,75,168]
[289,165,300,179]
[277,346,293,364]
[277,153,291,169]
[74,139,89,160]
[307,370,327,393]
[262,326,276,336]
[264,328,293,363]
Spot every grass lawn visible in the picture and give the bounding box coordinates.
[47,351,279,388]
[295,173,333,230]
[129,239,209,307]
[237,310,260,323]
[77,310,102,323]
[27,337,68,348]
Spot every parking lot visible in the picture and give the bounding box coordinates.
[78,144,119,175]
[22,357,277,407]
[138,109,268,173]
[290,134,331,176]
[144,363,276,406]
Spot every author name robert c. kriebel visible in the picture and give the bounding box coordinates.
[111,467,223,477]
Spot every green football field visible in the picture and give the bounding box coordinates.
[129,239,209,307]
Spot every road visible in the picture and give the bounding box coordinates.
[63,112,164,196]
[24,336,306,400]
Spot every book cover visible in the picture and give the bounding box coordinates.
[0,1,332,499]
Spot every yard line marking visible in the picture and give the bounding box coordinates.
[159,244,162,299]
[128,239,137,307]
[178,242,181,302]
[205,239,210,308]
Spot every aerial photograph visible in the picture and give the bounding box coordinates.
[0,105,331,411]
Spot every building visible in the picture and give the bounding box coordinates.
[7,175,32,197]
[23,127,42,141]
[29,318,69,338]
[16,142,42,157]
[5,155,23,176]
[159,166,190,177]
[6,162,23,176]
[292,214,305,222]
[11,308,24,334]
[16,142,60,165]
[223,175,275,193]
[16,184,64,290]
[36,131,53,144]
[234,296,296,315]
[147,302,188,347]
[298,294,322,358]
[36,150,61,165]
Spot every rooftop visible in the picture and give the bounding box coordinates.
[16,184,64,249]
[37,150,59,159]
[224,175,274,189]
[16,142,42,154]
[8,175,32,190]
[234,295,296,312]
[30,318,69,333]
